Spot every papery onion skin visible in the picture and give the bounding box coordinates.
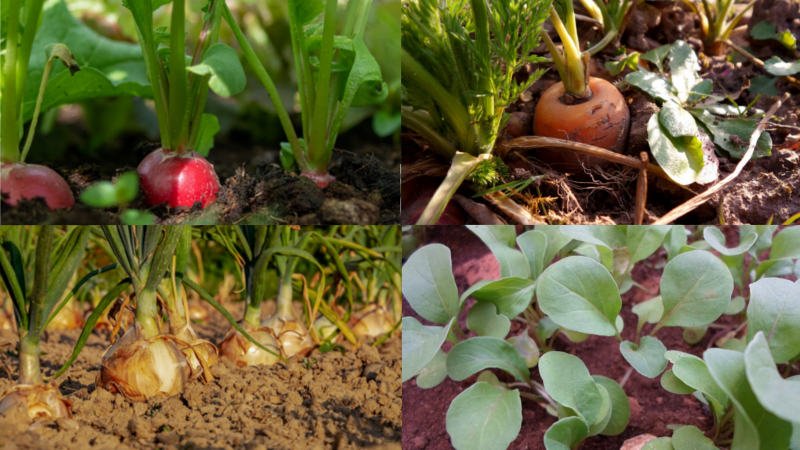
[219,321,281,367]
[187,300,208,322]
[350,305,395,339]
[172,324,219,376]
[46,302,83,331]
[97,333,190,402]
[261,315,314,358]
[0,384,72,421]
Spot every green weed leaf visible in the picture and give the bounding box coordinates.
[659,251,733,327]
[540,352,603,423]
[746,278,800,364]
[402,317,454,382]
[771,227,800,260]
[592,376,630,436]
[467,225,530,278]
[544,417,589,450]
[459,278,536,319]
[703,227,757,256]
[647,114,705,185]
[467,302,511,338]
[416,349,449,389]
[745,332,800,423]
[672,425,719,450]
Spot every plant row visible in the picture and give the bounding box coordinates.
[403,225,800,450]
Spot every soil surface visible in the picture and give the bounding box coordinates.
[401,0,800,225]
[401,226,790,450]
[0,302,402,450]
[2,121,400,225]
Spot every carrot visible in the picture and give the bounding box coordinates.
[533,1,630,175]
[533,77,630,174]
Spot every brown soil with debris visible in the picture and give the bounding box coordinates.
[0,302,401,450]
[401,226,773,450]
[401,0,800,225]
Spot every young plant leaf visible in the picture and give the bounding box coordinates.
[641,44,670,73]
[447,336,531,382]
[664,226,688,262]
[672,425,719,450]
[746,278,800,364]
[539,352,603,424]
[535,225,573,267]
[642,437,674,450]
[682,326,707,344]
[416,349,449,389]
[703,227,758,256]
[749,75,780,97]
[625,70,679,103]
[194,113,221,157]
[659,103,698,137]
[592,376,631,436]
[661,369,696,395]
[725,296,746,315]
[771,226,800,260]
[559,226,627,250]
[446,382,523,450]
[544,416,589,450]
[467,225,531,279]
[666,351,729,419]
[402,317,454,382]
[507,331,540,368]
[467,302,511,338]
[459,278,537,319]
[668,41,700,103]
[517,230,548,280]
[764,56,800,76]
[537,256,622,337]
[745,332,800,423]
[187,43,246,97]
[627,226,671,264]
[647,114,705,185]
[658,250,733,328]
[705,348,793,450]
[633,296,664,327]
[403,244,460,324]
[80,172,140,208]
[620,336,668,378]
[22,0,152,121]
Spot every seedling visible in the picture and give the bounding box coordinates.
[579,0,640,55]
[403,225,800,450]
[223,0,388,188]
[123,0,246,209]
[400,0,550,224]
[1,0,150,210]
[534,0,631,174]
[0,226,90,420]
[625,41,772,186]
[681,0,755,55]
[80,171,157,225]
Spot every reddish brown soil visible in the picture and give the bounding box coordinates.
[401,226,761,450]
[0,302,401,450]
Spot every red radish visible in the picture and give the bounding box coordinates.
[300,170,336,189]
[137,149,220,209]
[1,163,75,209]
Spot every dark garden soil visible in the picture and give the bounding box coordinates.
[401,226,793,450]
[401,0,800,225]
[1,121,400,225]
[0,301,402,450]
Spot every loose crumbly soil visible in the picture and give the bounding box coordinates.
[2,122,400,225]
[0,301,402,450]
[401,0,800,225]
[401,226,794,450]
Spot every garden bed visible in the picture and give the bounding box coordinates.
[401,0,800,225]
[1,123,400,225]
[1,301,402,450]
[401,226,797,450]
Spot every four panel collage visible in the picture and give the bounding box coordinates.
[1,0,798,448]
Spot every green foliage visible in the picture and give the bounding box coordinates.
[466,157,510,193]
[626,41,772,185]
[401,225,799,450]
[751,21,797,50]
[80,171,140,208]
[401,0,550,157]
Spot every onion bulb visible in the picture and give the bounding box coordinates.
[97,326,190,402]
[350,304,395,339]
[172,323,219,381]
[313,316,340,342]
[0,310,13,331]
[261,313,314,358]
[46,301,83,331]
[219,321,281,366]
[186,300,208,322]
[0,384,72,421]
